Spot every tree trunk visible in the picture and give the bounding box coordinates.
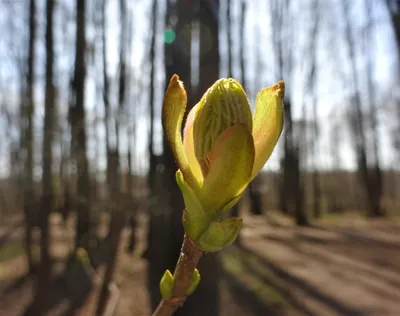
[102,0,112,190]
[23,0,37,274]
[126,141,137,254]
[72,0,92,248]
[282,99,308,225]
[146,0,164,309]
[364,0,384,217]
[29,0,55,313]
[308,0,321,219]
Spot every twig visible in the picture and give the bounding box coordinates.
[152,235,203,316]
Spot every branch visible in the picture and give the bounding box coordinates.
[152,235,203,316]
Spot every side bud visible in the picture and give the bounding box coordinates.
[186,268,201,295]
[160,269,174,300]
[196,217,242,252]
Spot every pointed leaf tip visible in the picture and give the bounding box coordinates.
[162,75,199,190]
[251,81,285,179]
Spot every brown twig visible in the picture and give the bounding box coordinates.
[152,235,203,316]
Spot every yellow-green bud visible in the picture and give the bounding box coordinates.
[196,217,242,252]
[159,269,174,300]
[186,268,201,295]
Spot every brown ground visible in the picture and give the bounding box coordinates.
[1,211,400,316]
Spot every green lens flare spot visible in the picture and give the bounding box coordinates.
[164,29,176,44]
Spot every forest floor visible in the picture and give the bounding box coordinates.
[1,211,400,316]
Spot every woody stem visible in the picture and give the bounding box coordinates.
[152,235,203,316]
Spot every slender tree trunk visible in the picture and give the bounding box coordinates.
[72,0,91,248]
[126,142,137,253]
[30,0,55,313]
[148,0,157,193]
[146,0,164,309]
[126,37,137,253]
[23,0,37,274]
[307,0,321,219]
[364,0,384,217]
[102,0,112,190]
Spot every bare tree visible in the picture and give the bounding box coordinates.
[148,0,157,193]
[102,0,112,190]
[30,0,55,313]
[364,0,384,216]
[70,0,92,248]
[145,0,165,309]
[23,0,37,274]
[304,0,321,218]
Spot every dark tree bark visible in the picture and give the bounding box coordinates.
[102,0,112,190]
[71,0,92,248]
[248,180,263,215]
[146,0,164,309]
[125,6,137,254]
[29,0,55,313]
[23,0,37,274]
[148,0,157,193]
[306,0,321,219]
[126,129,137,253]
[364,0,384,217]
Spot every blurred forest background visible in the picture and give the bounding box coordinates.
[0,0,400,315]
